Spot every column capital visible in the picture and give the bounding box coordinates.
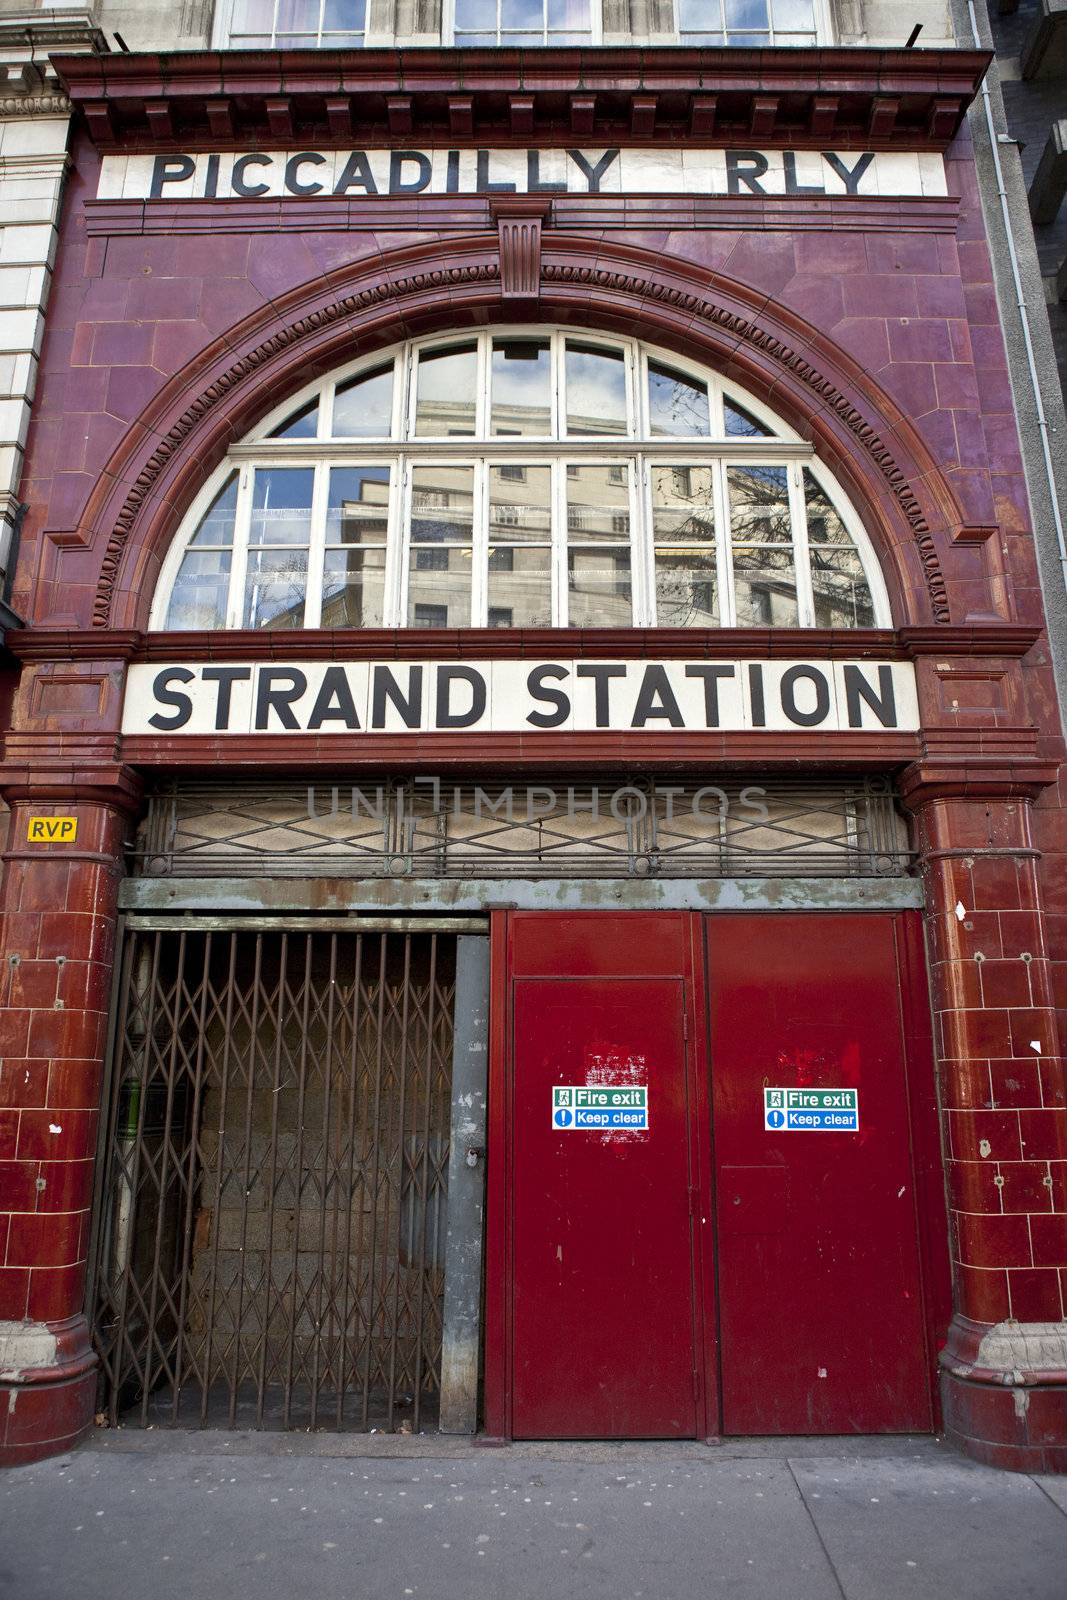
[898,756,1060,811]
[0,736,142,814]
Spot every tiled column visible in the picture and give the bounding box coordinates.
[0,770,138,1465]
[902,764,1067,1472]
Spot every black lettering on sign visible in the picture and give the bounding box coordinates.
[726,151,769,194]
[333,151,379,195]
[435,666,486,729]
[575,664,626,727]
[148,667,195,730]
[232,154,272,198]
[843,663,897,728]
[476,149,516,194]
[149,155,195,199]
[526,664,570,729]
[684,664,736,727]
[204,153,221,199]
[783,151,826,196]
[822,152,875,195]
[202,667,251,730]
[255,668,308,730]
[307,667,361,730]
[631,665,684,728]
[390,152,432,194]
[780,664,831,727]
[567,149,619,193]
[748,663,766,727]
[527,151,566,194]
[446,150,461,193]
[285,152,327,196]
[371,664,423,729]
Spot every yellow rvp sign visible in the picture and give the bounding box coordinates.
[27,816,78,844]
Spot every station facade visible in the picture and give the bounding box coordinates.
[1,40,1066,1470]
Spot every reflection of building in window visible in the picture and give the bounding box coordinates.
[414,604,449,628]
[415,548,450,571]
[488,607,514,628]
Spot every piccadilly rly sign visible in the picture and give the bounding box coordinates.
[121,658,919,735]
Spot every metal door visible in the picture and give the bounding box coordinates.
[505,913,704,1440]
[90,922,457,1432]
[708,912,934,1434]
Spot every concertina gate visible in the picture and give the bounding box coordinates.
[89,926,455,1432]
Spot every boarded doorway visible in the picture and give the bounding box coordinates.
[90,924,456,1432]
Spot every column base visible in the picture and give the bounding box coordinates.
[940,1314,1067,1474]
[0,1316,98,1467]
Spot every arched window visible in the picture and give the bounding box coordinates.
[152,331,891,633]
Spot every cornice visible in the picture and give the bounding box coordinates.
[52,44,993,153]
[0,13,104,116]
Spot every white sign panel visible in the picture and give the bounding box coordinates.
[121,658,919,736]
[98,148,947,203]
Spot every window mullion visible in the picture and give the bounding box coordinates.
[390,457,412,629]
[302,461,330,630]
[553,329,565,440]
[636,456,655,627]
[472,460,489,629]
[790,460,817,628]
[226,463,254,629]
[713,459,735,628]
[553,459,568,628]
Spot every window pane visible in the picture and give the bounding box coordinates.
[728,466,792,544]
[650,464,715,542]
[415,344,478,437]
[648,361,711,437]
[810,548,875,628]
[456,0,495,23]
[487,545,552,627]
[501,0,543,24]
[321,547,386,628]
[655,553,719,628]
[804,471,853,545]
[492,340,551,436]
[772,0,815,26]
[411,465,475,543]
[332,365,393,438]
[489,465,551,542]
[677,0,719,27]
[189,473,238,547]
[724,399,773,437]
[565,344,628,437]
[243,548,308,629]
[323,0,365,25]
[566,464,630,541]
[166,550,231,629]
[547,0,588,23]
[732,548,798,627]
[230,0,274,31]
[568,547,632,626]
[249,468,313,546]
[725,0,768,24]
[407,552,472,628]
[327,466,390,545]
[269,398,319,440]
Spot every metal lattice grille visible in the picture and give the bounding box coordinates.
[90,927,455,1432]
[134,777,911,880]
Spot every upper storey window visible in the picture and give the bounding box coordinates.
[226,0,366,47]
[453,0,594,45]
[153,332,890,633]
[676,0,818,45]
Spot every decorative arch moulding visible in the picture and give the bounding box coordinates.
[49,235,974,632]
[51,45,992,153]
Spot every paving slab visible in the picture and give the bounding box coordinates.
[789,1453,1067,1600]
[0,1448,840,1600]
[1034,1475,1067,1518]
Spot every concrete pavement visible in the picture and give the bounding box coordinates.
[1,1432,1065,1600]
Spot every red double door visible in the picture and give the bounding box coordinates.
[492,911,946,1440]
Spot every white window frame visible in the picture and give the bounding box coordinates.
[668,0,833,45]
[150,327,891,632]
[442,0,602,48]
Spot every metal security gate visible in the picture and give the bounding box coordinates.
[89,921,459,1432]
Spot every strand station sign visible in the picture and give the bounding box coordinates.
[100,148,948,202]
[122,658,919,735]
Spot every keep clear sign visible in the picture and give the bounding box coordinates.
[553,1086,649,1132]
[764,1087,859,1132]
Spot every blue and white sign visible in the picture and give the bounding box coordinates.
[553,1085,649,1132]
[764,1086,859,1132]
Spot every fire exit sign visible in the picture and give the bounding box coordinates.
[764,1087,859,1132]
[552,1085,649,1131]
